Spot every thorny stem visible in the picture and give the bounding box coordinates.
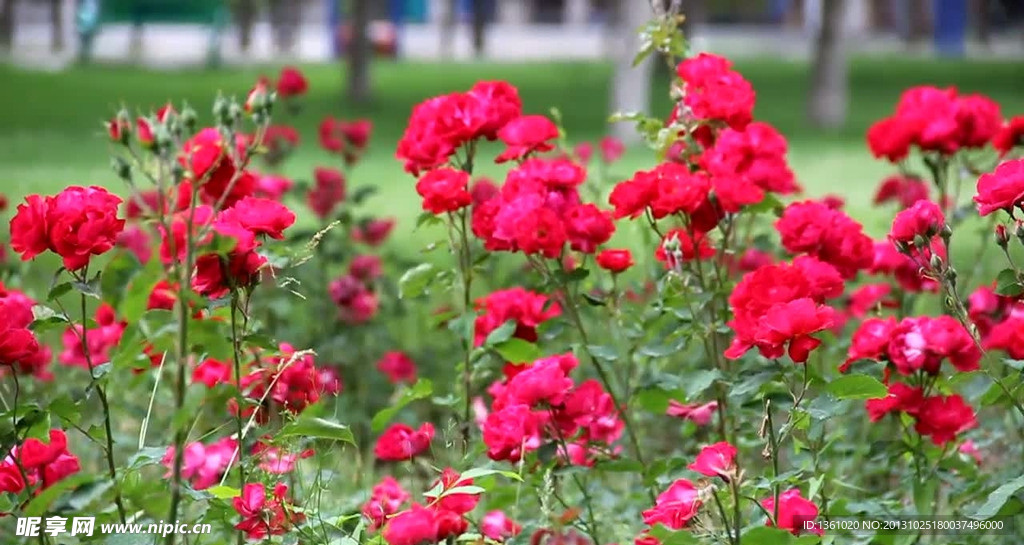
[547,408,602,545]
[166,181,200,545]
[764,400,781,525]
[556,283,655,502]
[74,269,128,524]
[457,209,474,453]
[729,478,743,545]
[710,487,736,545]
[229,292,248,499]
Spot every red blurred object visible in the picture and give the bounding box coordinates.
[338,21,398,58]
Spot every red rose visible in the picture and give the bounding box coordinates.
[596,248,634,273]
[373,423,434,461]
[495,115,559,163]
[993,116,1024,156]
[415,168,472,214]
[975,159,1024,216]
[889,199,945,243]
[275,66,308,98]
[180,128,256,207]
[308,166,347,219]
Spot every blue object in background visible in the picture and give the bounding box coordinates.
[933,0,967,57]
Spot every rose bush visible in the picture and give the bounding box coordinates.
[1,13,1024,545]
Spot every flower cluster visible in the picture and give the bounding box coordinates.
[161,437,237,490]
[396,80,522,175]
[233,482,304,540]
[474,288,561,346]
[845,316,979,444]
[481,353,623,464]
[0,430,80,494]
[10,186,125,271]
[725,257,843,363]
[0,283,49,379]
[867,86,1003,160]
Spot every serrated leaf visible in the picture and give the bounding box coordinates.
[398,263,438,299]
[48,281,73,301]
[826,374,887,400]
[458,468,523,482]
[972,475,1024,520]
[206,485,241,499]
[371,379,434,432]
[101,251,143,310]
[24,473,94,516]
[996,268,1023,297]
[484,320,518,346]
[493,338,540,363]
[279,416,355,445]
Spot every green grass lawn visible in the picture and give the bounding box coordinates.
[0,57,1021,247]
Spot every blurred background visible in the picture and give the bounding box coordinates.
[0,0,1022,243]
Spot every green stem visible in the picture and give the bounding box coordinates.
[76,273,127,524]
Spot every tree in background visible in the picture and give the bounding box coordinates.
[807,0,848,128]
[233,0,258,53]
[269,0,300,54]
[0,0,16,54]
[348,0,372,103]
[471,0,488,57]
[440,0,456,59]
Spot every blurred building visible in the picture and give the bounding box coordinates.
[2,0,1021,67]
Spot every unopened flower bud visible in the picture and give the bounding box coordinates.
[107,109,131,144]
[929,253,943,271]
[135,117,155,149]
[244,80,269,115]
[913,234,928,249]
[940,224,953,240]
[156,103,176,124]
[228,102,244,124]
[946,266,958,283]
[996,224,1010,248]
[213,95,231,125]
[1015,220,1024,243]
[180,104,198,133]
[111,156,131,181]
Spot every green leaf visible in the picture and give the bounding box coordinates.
[24,473,94,516]
[587,344,619,362]
[684,369,722,398]
[484,320,518,346]
[398,263,439,299]
[742,526,800,544]
[648,524,701,545]
[459,468,523,482]
[581,292,606,307]
[493,338,540,363]
[48,281,72,302]
[206,485,241,500]
[972,475,1024,520]
[100,251,143,310]
[279,416,356,446]
[371,379,434,432]
[996,268,1024,297]
[428,485,485,498]
[826,374,887,400]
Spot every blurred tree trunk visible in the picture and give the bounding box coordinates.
[808,0,848,128]
[907,0,931,43]
[973,0,990,46]
[49,0,63,52]
[0,0,17,53]
[609,0,654,144]
[440,0,457,59]
[682,0,707,37]
[348,0,372,103]
[269,0,300,54]
[234,0,258,53]
[471,0,487,57]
